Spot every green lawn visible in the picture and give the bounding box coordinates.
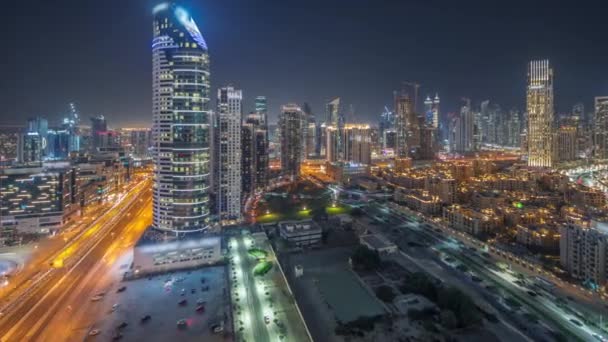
[255,180,335,223]
[248,248,268,259]
[326,205,351,215]
[253,261,273,276]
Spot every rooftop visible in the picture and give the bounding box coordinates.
[360,233,395,250]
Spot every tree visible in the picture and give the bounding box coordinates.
[400,272,439,302]
[375,285,396,303]
[351,246,381,271]
[351,207,365,217]
[440,310,458,330]
[437,287,481,328]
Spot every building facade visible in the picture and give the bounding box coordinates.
[527,60,554,168]
[560,220,608,288]
[215,86,242,222]
[594,96,608,159]
[242,112,268,197]
[151,3,211,233]
[279,104,306,177]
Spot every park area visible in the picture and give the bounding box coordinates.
[255,180,351,223]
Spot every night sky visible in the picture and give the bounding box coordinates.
[2,0,607,127]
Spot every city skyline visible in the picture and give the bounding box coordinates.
[3,2,608,341]
[3,0,608,127]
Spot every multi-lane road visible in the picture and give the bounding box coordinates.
[0,176,152,342]
[363,201,608,342]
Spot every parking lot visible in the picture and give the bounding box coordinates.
[85,266,230,341]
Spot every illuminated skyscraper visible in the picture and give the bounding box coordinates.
[255,96,267,117]
[280,104,305,177]
[242,112,268,197]
[394,92,415,157]
[214,86,242,222]
[594,96,608,159]
[527,60,554,168]
[432,94,440,129]
[326,97,341,126]
[151,3,211,233]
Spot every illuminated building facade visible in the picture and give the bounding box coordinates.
[527,60,554,168]
[242,112,268,198]
[394,92,416,157]
[280,104,306,177]
[214,86,242,222]
[553,125,577,162]
[0,130,18,163]
[152,3,211,233]
[0,166,78,234]
[594,96,608,159]
[560,220,608,287]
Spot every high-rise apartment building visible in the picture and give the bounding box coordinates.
[553,125,577,162]
[214,86,242,222]
[151,3,211,233]
[255,96,267,117]
[279,104,306,177]
[594,96,608,159]
[424,94,440,129]
[342,124,372,165]
[450,99,475,153]
[560,220,608,287]
[432,94,440,129]
[527,60,554,168]
[242,112,268,198]
[394,92,416,157]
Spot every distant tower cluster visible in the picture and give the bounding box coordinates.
[527,59,554,168]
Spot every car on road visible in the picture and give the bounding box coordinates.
[191,288,196,294]
[177,319,187,328]
[140,315,151,323]
[264,315,270,324]
[178,299,187,306]
[211,324,223,333]
[196,305,205,312]
[116,286,127,293]
[569,319,583,327]
[117,321,128,329]
[88,329,100,336]
[91,295,103,302]
[112,332,123,341]
[592,334,607,342]
[196,298,206,305]
[112,304,120,311]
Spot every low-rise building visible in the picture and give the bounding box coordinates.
[132,231,222,276]
[394,188,441,215]
[359,233,398,254]
[325,162,368,185]
[0,166,79,234]
[442,205,503,236]
[565,184,606,209]
[279,219,322,247]
[516,224,560,253]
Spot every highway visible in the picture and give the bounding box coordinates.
[363,201,608,342]
[0,177,152,342]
